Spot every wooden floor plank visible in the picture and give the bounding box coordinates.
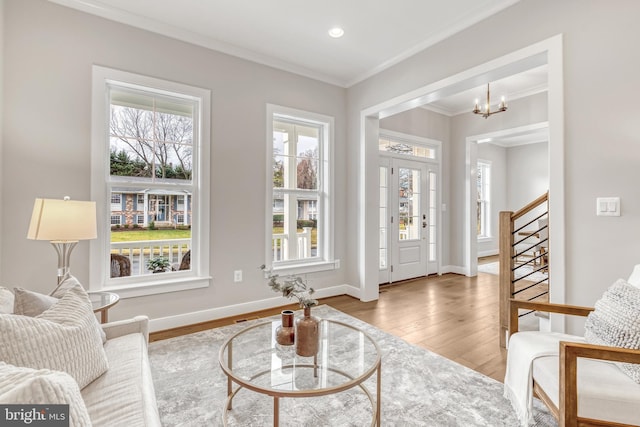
[150,266,510,382]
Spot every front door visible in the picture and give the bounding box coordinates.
[379,158,439,283]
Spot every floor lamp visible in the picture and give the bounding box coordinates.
[27,197,97,295]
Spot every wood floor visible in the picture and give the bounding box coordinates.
[150,260,508,383]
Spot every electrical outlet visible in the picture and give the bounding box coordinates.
[234,270,242,282]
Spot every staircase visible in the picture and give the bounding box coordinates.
[498,192,549,347]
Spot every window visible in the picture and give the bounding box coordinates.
[266,105,335,273]
[477,160,491,239]
[91,66,210,297]
[110,215,121,225]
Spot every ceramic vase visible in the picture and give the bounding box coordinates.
[295,306,319,357]
[275,310,295,346]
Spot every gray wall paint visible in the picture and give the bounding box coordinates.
[0,0,4,280]
[4,0,640,335]
[507,142,549,212]
[347,0,640,332]
[2,0,347,321]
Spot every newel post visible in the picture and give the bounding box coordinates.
[499,211,514,348]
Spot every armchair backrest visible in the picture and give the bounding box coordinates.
[628,264,640,288]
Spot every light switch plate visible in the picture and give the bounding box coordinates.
[596,197,620,216]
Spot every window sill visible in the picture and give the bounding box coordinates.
[272,260,340,276]
[99,276,211,299]
[477,237,494,243]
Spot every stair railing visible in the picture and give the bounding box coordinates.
[499,191,549,347]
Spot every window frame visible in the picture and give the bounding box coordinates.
[477,160,492,240]
[265,104,336,275]
[90,66,211,298]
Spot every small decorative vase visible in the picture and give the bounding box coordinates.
[295,306,319,357]
[275,310,295,346]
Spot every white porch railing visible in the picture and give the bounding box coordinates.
[272,227,312,261]
[111,239,190,276]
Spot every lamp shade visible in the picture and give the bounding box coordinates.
[27,198,97,242]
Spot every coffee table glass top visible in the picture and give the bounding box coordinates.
[219,318,381,395]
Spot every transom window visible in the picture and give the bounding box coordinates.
[379,135,438,160]
[266,105,335,273]
[91,66,210,297]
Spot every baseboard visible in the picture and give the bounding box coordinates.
[478,249,498,258]
[441,265,467,275]
[148,283,359,332]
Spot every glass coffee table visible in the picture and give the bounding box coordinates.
[218,318,381,426]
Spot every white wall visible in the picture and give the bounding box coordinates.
[347,0,640,333]
[1,0,347,325]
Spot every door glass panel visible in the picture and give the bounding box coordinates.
[398,167,421,241]
[429,171,437,262]
[379,166,388,269]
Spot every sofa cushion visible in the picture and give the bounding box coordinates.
[13,287,58,317]
[0,362,92,427]
[0,284,108,388]
[584,279,640,383]
[82,333,160,427]
[0,287,13,314]
[533,354,640,425]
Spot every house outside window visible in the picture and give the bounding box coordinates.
[266,105,335,274]
[477,160,491,239]
[91,66,210,297]
[110,215,121,225]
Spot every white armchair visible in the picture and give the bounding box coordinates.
[505,266,640,426]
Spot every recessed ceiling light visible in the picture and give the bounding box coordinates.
[328,27,344,38]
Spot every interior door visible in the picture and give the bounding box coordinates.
[391,159,428,282]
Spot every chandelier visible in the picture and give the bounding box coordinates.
[473,83,507,118]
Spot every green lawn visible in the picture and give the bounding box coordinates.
[111,227,316,247]
[110,229,191,242]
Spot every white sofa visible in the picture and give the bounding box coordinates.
[0,282,161,426]
[83,316,162,426]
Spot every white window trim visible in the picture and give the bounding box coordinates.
[265,104,336,274]
[90,65,211,298]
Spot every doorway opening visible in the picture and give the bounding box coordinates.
[358,35,565,335]
[467,122,550,277]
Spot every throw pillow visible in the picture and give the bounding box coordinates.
[0,284,109,389]
[0,362,92,427]
[51,275,85,299]
[13,287,59,317]
[13,280,107,343]
[584,278,640,383]
[0,286,13,314]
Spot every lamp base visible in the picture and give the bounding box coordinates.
[49,241,78,296]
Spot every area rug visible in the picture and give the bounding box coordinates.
[478,261,548,284]
[149,305,556,426]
